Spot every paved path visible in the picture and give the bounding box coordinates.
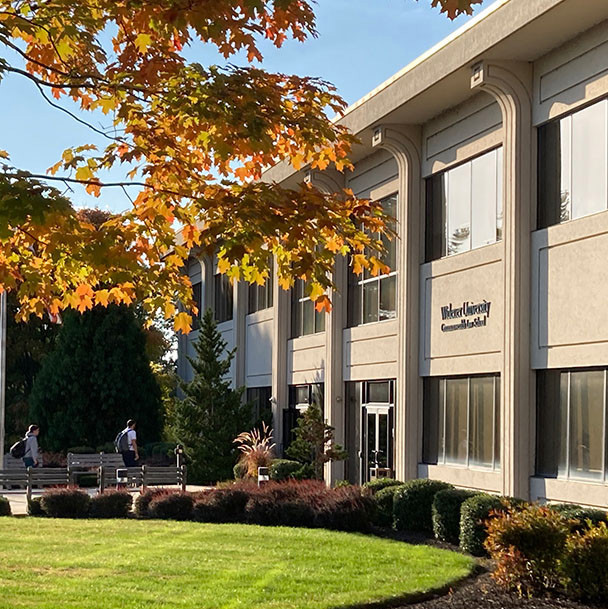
[1,486,208,516]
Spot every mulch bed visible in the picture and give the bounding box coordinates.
[368,527,595,609]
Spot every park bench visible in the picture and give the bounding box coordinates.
[0,467,70,501]
[67,452,124,484]
[99,464,187,492]
[2,454,25,469]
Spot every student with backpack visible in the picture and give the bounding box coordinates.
[115,420,139,467]
[10,424,40,468]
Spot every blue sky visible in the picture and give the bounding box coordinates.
[0,0,494,212]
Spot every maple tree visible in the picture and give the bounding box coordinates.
[0,0,481,333]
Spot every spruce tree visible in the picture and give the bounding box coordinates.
[29,304,163,452]
[286,402,347,480]
[168,309,250,484]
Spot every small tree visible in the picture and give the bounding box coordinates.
[169,309,250,484]
[286,402,347,480]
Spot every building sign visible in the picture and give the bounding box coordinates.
[440,300,491,333]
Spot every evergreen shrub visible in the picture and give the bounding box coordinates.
[373,484,405,527]
[193,487,250,523]
[269,459,303,481]
[459,494,505,556]
[89,490,133,518]
[148,492,194,521]
[432,488,478,544]
[40,488,91,518]
[361,477,403,497]
[551,503,608,532]
[0,496,11,516]
[27,497,45,516]
[134,488,175,518]
[393,479,453,533]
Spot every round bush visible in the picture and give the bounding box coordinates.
[233,461,248,480]
[393,479,453,533]
[40,488,91,518]
[148,492,194,521]
[373,484,405,527]
[0,496,11,517]
[193,487,250,523]
[269,459,302,482]
[551,503,608,532]
[28,497,45,517]
[361,478,403,497]
[562,521,608,602]
[90,490,133,518]
[432,488,478,544]
[134,488,174,518]
[459,494,505,556]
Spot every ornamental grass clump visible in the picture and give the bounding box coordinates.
[484,504,569,596]
[40,488,91,519]
[234,422,275,479]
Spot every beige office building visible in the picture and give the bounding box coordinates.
[178,0,608,507]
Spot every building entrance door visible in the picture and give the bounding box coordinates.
[362,405,394,483]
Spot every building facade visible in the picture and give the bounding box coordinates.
[178,0,608,507]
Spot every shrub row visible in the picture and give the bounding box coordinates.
[27,488,132,518]
[135,480,375,532]
[486,503,608,603]
[0,496,11,517]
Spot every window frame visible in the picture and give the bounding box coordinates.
[290,279,325,338]
[348,194,398,327]
[423,374,501,471]
[248,278,273,315]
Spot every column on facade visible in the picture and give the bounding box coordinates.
[371,125,422,482]
[305,169,347,485]
[471,61,533,499]
[234,281,248,389]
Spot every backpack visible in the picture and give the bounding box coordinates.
[114,430,130,453]
[9,438,26,459]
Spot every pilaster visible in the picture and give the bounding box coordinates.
[371,125,423,482]
[471,61,534,499]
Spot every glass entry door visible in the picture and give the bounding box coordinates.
[363,405,394,483]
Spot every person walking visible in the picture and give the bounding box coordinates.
[23,424,40,468]
[116,420,139,467]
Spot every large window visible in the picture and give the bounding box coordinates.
[537,368,607,481]
[291,279,325,338]
[283,383,324,453]
[248,280,273,314]
[423,375,501,470]
[214,272,233,323]
[246,386,273,427]
[348,194,398,326]
[538,98,608,229]
[425,147,503,261]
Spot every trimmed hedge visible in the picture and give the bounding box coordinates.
[0,496,11,516]
[90,490,133,518]
[373,484,405,527]
[269,459,303,482]
[40,488,91,518]
[361,478,403,497]
[393,479,453,533]
[552,503,608,532]
[134,488,175,518]
[148,492,194,521]
[432,488,478,544]
[194,487,250,523]
[459,494,505,556]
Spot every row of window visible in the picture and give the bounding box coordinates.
[193,96,608,329]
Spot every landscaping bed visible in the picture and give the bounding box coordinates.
[0,518,472,609]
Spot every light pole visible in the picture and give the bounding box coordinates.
[0,291,6,465]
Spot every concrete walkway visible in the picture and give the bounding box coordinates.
[1,486,207,516]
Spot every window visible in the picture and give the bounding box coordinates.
[283,383,324,453]
[246,386,273,427]
[348,195,398,326]
[291,279,325,338]
[248,279,273,314]
[423,375,501,469]
[425,147,503,261]
[538,98,608,229]
[536,368,607,481]
[191,281,202,330]
[214,272,233,323]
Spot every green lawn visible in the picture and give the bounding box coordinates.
[0,519,473,609]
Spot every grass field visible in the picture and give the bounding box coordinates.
[0,519,473,609]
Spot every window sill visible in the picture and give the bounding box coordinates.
[530,476,608,508]
[418,463,502,493]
